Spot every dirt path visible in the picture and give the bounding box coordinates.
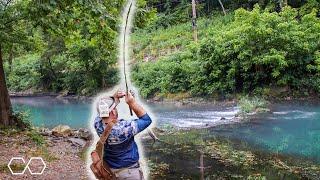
[0,129,89,179]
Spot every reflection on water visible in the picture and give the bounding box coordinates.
[11,97,320,162]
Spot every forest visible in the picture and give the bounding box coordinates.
[0,0,319,124]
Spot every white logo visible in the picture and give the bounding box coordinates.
[7,157,46,175]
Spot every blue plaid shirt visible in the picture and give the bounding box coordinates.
[94,113,152,169]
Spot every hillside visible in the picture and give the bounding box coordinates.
[131,6,320,100]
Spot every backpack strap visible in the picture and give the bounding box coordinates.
[99,119,117,144]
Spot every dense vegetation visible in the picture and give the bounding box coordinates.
[132,1,320,99]
[1,0,320,99]
[1,0,155,95]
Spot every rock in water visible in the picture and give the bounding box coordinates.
[52,125,72,137]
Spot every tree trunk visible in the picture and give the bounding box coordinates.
[192,0,198,42]
[8,44,13,72]
[0,43,13,126]
[218,0,226,16]
[275,0,282,12]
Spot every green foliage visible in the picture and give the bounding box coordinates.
[238,96,268,114]
[1,0,155,95]
[200,6,320,95]
[134,0,158,29]
[11,110,32,130]
[132,52,195,98]
[132,6,320,99]
[299,0,320,16]
[27,130,45,146]
[7,54,41,91]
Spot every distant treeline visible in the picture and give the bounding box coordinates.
[143,0,320,29]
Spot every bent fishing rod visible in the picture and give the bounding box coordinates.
[123,0,133,116]
[122,0,165,145]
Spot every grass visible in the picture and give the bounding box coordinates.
[238,96,269,114]
[2,125,58,163]
[29,146,58,163]
[7,163,26,173]
[27,130,45,146]
[0,125,20,136]
[0,164,10,173]
[78,146,89,161]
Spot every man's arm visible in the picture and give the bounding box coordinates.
[125,90,145,117]
[125,91,152,134]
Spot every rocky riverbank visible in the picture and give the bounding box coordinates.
[0,125,92,179]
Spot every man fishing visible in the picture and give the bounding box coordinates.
[92,90,151,180]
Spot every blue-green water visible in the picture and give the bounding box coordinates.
[11,97,239,128]
[12,97,91,128]
[11,97,320,163]
[210,102,320,163]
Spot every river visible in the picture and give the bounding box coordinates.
[11,96,320,164]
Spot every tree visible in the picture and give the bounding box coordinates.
[218,0,226,16]
[0,0,28,126]
[0,43,12,126]
[192,0,198,42]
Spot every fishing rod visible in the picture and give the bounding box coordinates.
[122,0,165,146]
[123,0,134,116]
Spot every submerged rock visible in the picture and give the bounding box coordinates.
[52,125,72,137]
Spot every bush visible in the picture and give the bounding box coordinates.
[197,6,320,94]
[132,52,195,98]
[10,110,32,130]
[238,96,268,114]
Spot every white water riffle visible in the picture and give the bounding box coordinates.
[152,105,240,128]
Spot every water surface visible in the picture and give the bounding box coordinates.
[210,102,320,163]
[11,97,320,163]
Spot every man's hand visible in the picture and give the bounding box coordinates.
[125,90,135,105]
[125,90,146,117]
[113,90,126,99]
